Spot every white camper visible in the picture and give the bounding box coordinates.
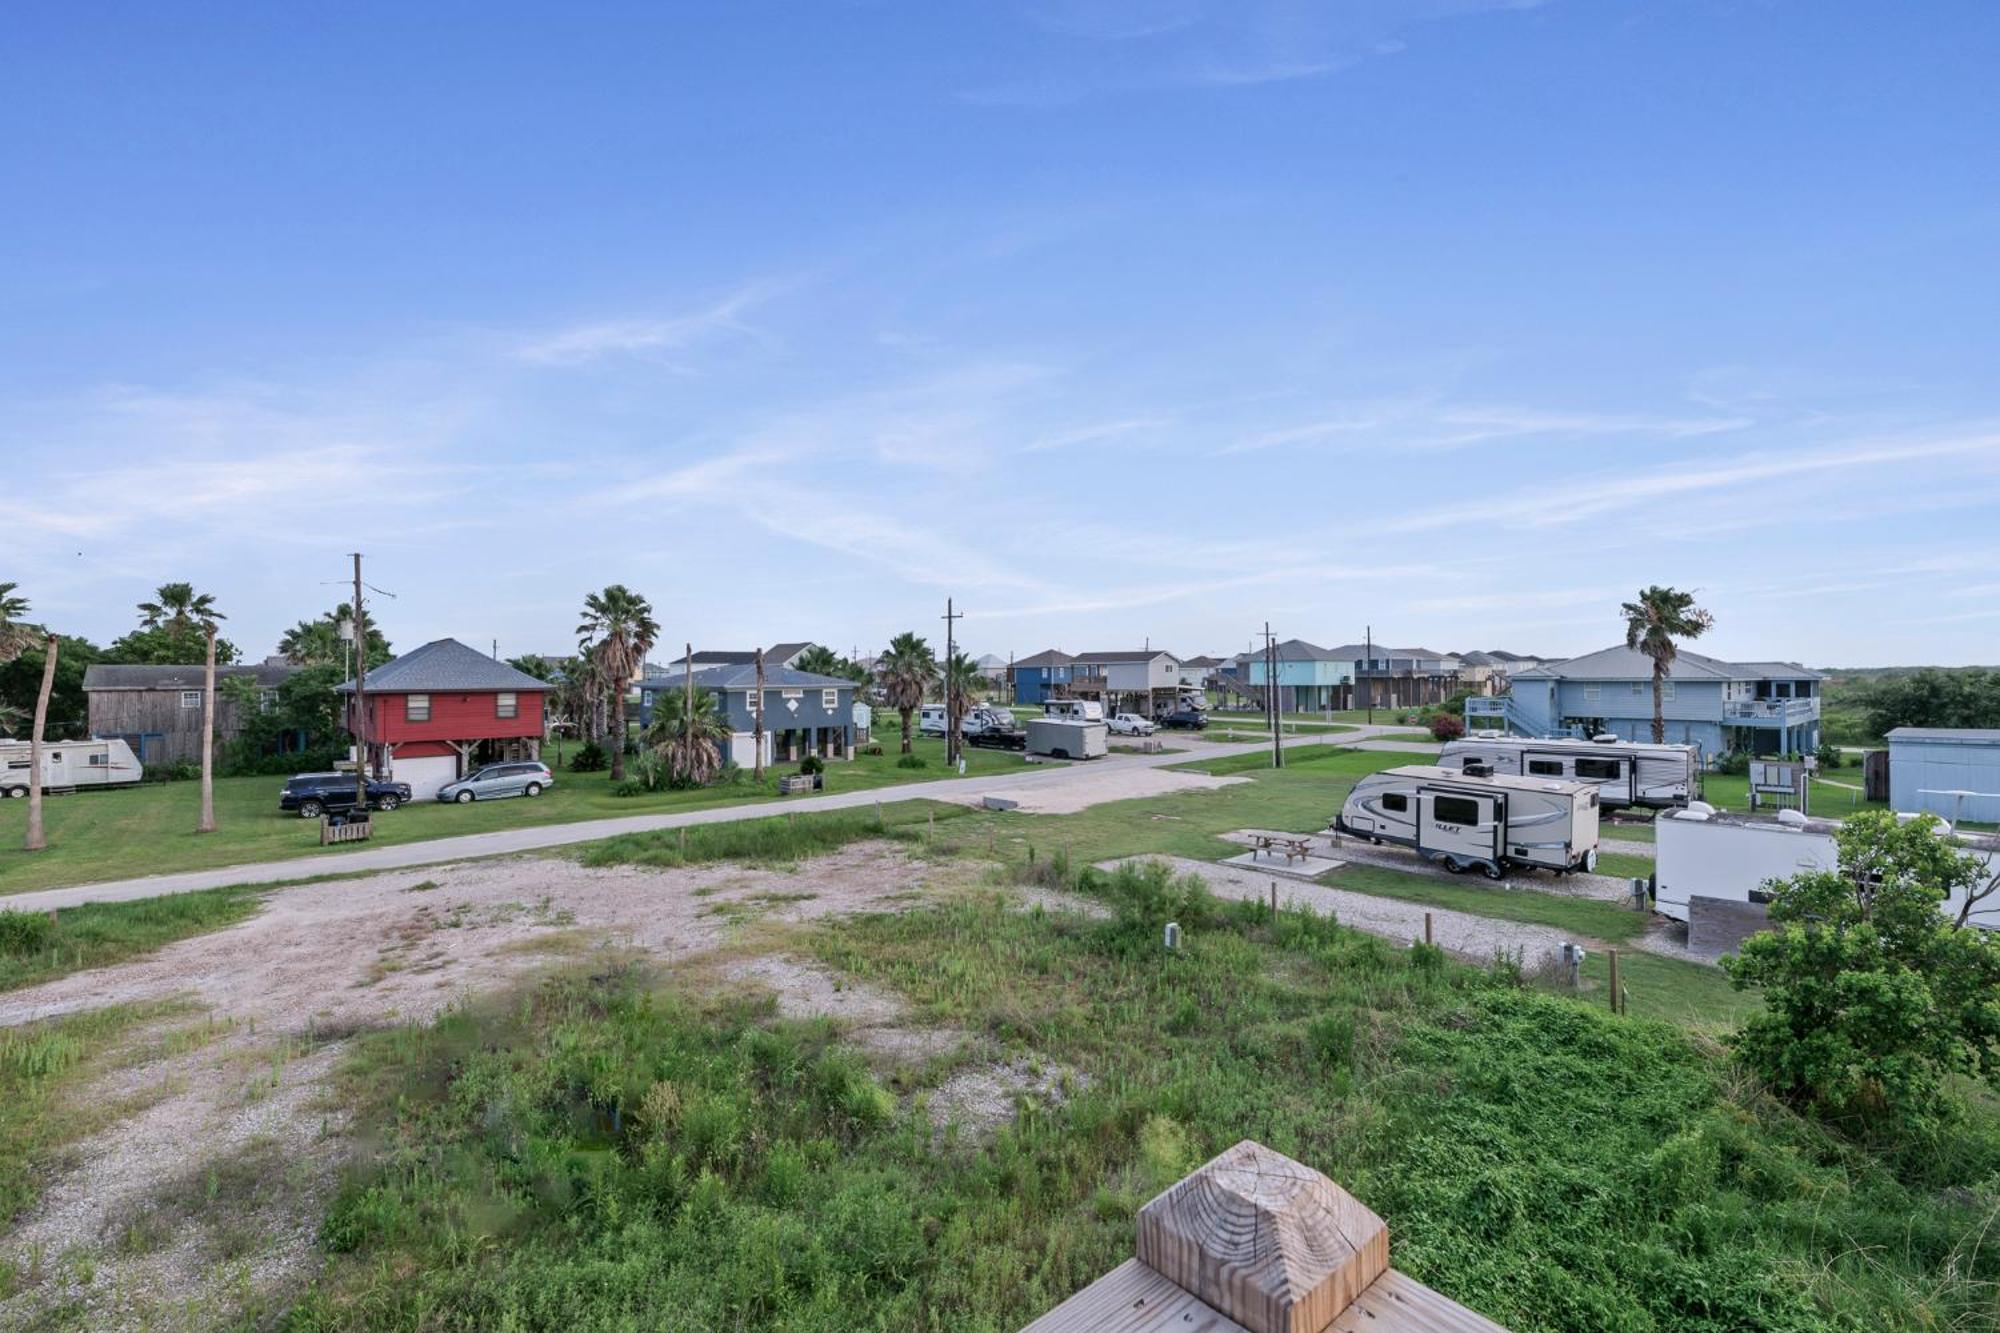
[1042,699,1105,723]
[1025,717,1107,760]
[1653,807,2000,930]
[0,738,144,797]
[1437,736,1698,811]
[1334,764,1601,878]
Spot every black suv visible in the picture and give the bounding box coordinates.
[1157,708,1209,731]
[278,772,413,819]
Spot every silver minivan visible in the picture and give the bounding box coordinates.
[437,761,555,804]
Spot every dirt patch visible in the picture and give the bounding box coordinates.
[0,840,941,1330]
[957,767,1249,816]
[722,955,965,1069]
[926,1057,1084,1141]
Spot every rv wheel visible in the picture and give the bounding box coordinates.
[1443,857,1466,874]
[2,787,22,799]
[1484,863,1504,881]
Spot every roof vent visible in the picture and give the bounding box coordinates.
[1463,760,1494,778]
[1591,733,1618,744]
[1775,808,1809,828]
[1684,800,1717,817]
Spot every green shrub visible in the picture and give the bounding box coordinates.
[1815,741,1843,770]
[894,752,926,770]
[800,754,826,777]
[1715,749,1750,776]
[0,911,53,958]
[860,743,884,756]
[569,740,608,772]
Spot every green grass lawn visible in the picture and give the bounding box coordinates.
[0,737,1030,896]
[1324,862,1650,943]
[285,861,2000,1332]
[0,887,268,991]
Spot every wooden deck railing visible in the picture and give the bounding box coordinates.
[1020,1140,1507,1333]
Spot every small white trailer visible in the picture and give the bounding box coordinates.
[1026,717,1108,760]
[1438,735,1698,811]
[1333,764,1601,878]
[1042,699,1105,723]
[1653,807,2000,931]
[0,738,145,797]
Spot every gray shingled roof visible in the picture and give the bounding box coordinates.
[84,662,299,691]
[1073,649,1179,664]
[336,639,550,694]
[640,664,855,691]
[1012,649,1074,668]
[1513,644,1823,682]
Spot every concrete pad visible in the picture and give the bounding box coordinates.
[1221,851,1347,881]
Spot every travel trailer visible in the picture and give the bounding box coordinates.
[1653,806,2000,930]
[1438,735,1698,811]
[1334,764,1601,878]
[1026,717,1107,760]
[0,738,144,797]
[1042,698,1105,723]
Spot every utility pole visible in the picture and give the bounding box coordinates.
[353,553,368,811]
[1365,623,1374,726]
[753,647,766,779]
[941,597,964,766]
[1263,623,1282,770]
[683,642,694,761]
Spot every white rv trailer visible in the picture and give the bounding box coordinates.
[1653,807,2000,930]
[1042,699,1105,723]
[0,738,144,797]
[1025,717,1107,760]
[1437,735,1698,811]
[1334,764,1601,878]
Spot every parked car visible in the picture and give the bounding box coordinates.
[918,704,949,736]
[1107,712,1157,736]
[437,761,555,804]
[1157,708,1209,731]
[278,772,413,819]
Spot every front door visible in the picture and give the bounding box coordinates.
[1417,789,1502,864]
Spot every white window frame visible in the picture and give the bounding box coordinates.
[1582,685,1601,703]
[405,694,431,723]
[1661,681,1675,701]
[744,689,761,716]
[180,690,202,710]
[821,689,838,710]
[495,691,518,719]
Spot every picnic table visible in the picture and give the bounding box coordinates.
[1251,832,1315,863]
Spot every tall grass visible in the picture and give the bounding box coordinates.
[290,860,2000,1331]
[576,802,976,870]
[0,887,266,992]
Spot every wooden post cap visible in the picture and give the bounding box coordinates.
[1136,1140,1389,1333]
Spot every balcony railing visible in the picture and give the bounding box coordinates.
[1722,698,1820,724]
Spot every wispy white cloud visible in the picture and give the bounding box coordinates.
[1024,416,1172,452]
[516,282,785,367]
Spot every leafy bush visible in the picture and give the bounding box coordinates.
[1427,713,1465,742]
[0,910,54,957]
[859,743,884,757]
[799,754,826,777]
[894,753,926,770]
[1715,749,1750,776]
[1815,741,1843,770]
[139,760,198,784]
[569,740,608,772]
[1724,812,2000,1134]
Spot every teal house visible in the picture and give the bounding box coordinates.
[1242,639,1356,712]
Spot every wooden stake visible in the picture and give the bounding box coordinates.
[1424,911,1433,946]
[1270,880,1278,919]
[678,827,686,858]
[1608,949,1621,1014]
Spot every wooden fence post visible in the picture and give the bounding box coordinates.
[1608,949,1621,1014]
[1424,912,1433,946]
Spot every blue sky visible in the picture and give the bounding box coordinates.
[6,1,1999,668]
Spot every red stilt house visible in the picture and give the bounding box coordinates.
[338,638,548,800]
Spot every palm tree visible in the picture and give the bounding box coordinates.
[577,585,659,782]
[137,582,222,635]
[24,634,56,852]
[794,645,843,677]
[0,701,25,736]
[942,650,983,745]
[644,686,730,787]
[0,582,34,665]
[1621,586,1714,744]
[278,617,343,667]
[876,632,938,755]
[193,599,227,834]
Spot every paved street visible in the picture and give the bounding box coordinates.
[8,726,1430,913]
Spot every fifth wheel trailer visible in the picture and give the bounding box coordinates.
[1653,807,2000,932]
[1333,764,1601,878]
[0,738,145,797]
[1439,736,1698,811]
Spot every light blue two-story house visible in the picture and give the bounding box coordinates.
[1466,644,1822,759]
[1242,639,1356,712]
[638,663,857,766]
